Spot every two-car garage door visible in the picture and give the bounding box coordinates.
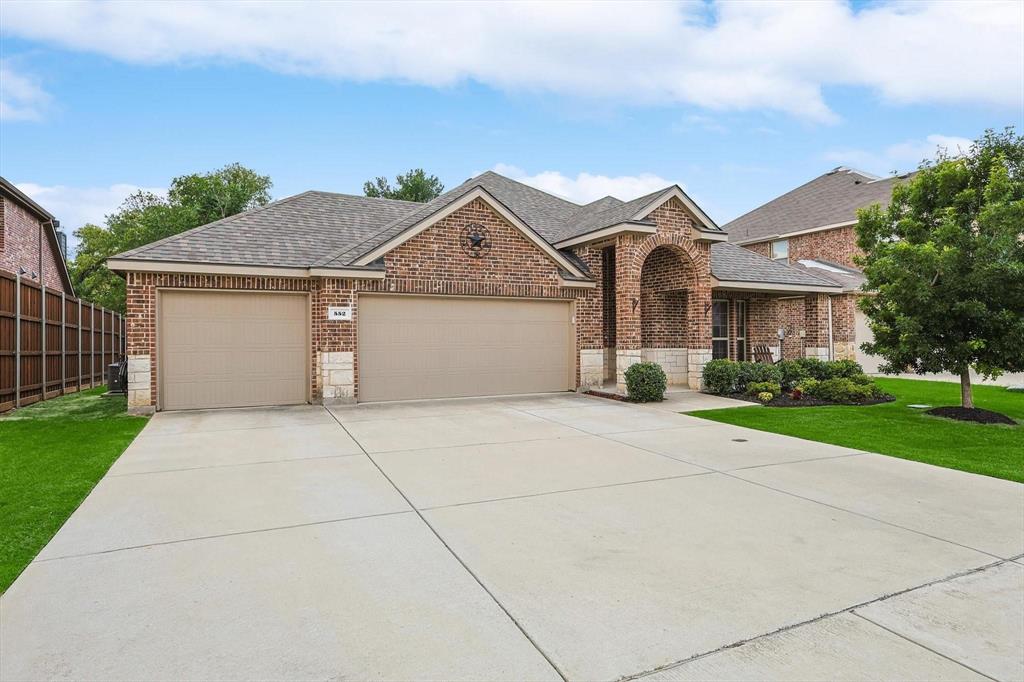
[358,295,574,402]
[158,291,573,410]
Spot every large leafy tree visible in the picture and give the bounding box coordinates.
[70,164,272,312]
[363,168,444,202]
[856,128,1024,409]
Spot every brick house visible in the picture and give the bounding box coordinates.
[108,171,844,413]
[724,167,912,372]
[1,177,75,295]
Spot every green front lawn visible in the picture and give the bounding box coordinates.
[0,388,148,592]
[688,378,1024,483]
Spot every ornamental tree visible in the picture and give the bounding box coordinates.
[855,128,1024,409]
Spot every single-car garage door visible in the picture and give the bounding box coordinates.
[358,295,574,402]
[159,291,308,410]
[854,309,883,374]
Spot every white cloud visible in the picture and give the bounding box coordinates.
[491,164,676,204]
[0,61,51,121]
[1,1,1020,122]
[13,182,166,254]
[824,134,975,174]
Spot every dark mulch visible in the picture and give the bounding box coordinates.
[716,392,896,408]
[584,389,631,402]
[926,406,1017,425]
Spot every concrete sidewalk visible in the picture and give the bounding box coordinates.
[3,392,1021,681]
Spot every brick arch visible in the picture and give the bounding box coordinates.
[639,245,693,349]
[634,232,704,273]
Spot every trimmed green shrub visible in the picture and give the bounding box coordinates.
[826,359,865,379]
[625,361,667,402]
[850,372,874,385]
[794,357,829,380]
[805,377,873,403]
[777,360,809,390]
[735,362,783,392]
[757,391,775,404]
[796,377,819,394]
[702,359,739,394]
[747,381,782,398]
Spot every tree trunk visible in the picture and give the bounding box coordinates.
[960,368,974,409]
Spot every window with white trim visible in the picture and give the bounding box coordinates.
[711,300,729,360]
[770,239,789,261]
[735,300,748,361]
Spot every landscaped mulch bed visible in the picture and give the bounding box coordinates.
[714,392,896,408]
[926,406,1017,425]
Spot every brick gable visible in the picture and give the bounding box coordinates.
[0,196,69,294]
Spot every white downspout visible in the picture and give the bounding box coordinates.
[827,296,834,361]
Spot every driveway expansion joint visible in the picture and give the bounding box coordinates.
[324,407,570,682]
[621,557,1014,682]
[107,451,367,477]
[850,611,1000,681]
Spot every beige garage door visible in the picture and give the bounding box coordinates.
[160,291,308,410]
[358,295,574,402]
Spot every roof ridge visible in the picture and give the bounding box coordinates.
[115,190,317,259]
[312,178,480,267]
[306,190,424,206]
[476,170,583,208]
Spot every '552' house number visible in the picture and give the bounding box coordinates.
[327,307,352,321]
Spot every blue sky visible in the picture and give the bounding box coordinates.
[1,1,1021,253]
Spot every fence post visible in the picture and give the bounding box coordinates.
[90,302,96,387]
[14,273,21,408]
[41,283,46,399]
[77,299,82,391]
[61,291,66,394]
[101,307,106,388]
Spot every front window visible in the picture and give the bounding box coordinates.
[735,301,747,361]
[712,300,729,359]
[770,239,789,261]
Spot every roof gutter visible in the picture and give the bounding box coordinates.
[710,275,841,294]
[730,220,857,246]
[106,258,386,280]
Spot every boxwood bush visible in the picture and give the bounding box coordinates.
[625,361,667,402]
[777,360,809,390]
[735,362,783,392]
[702,359,739,394]
[803,375,888,404]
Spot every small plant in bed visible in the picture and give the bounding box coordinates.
[702,359,894,407]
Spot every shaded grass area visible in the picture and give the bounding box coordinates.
[0,389,148,592]
[688,378,1024,483]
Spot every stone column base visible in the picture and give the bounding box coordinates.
[833,341,856,360]
[320,351,355,405]
[641,348,688,385]
[687,348,712,390]
[579,349,604,389]
[127,354,153,411]
[615,349,642,394]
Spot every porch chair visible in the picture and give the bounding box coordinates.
[751,344,778,364]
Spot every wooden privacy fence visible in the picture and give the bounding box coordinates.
[0,269,125,412]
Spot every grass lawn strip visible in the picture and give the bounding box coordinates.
[687,378,1023,483]
[0,388,148,592]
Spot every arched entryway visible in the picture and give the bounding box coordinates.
[638,245,696,386]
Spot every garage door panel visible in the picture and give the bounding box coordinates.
[160,291,307,410]
[359,295,572,402]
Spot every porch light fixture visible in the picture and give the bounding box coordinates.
[703,302,712,316]
[632,297,639,313]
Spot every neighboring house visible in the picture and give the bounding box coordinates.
[0,177,75,295]
[108,170,844,413]
[724,167,911,372]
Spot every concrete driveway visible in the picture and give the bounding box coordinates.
[3,392,1022,681]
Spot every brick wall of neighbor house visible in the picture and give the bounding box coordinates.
[744,226,861,269]
[124,199,591,409]
[0,196,68,293]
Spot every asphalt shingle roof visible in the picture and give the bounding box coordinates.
[111,170,833,289]
[710,243,837,288]
[723,167,911,243]
[114,191,421,267]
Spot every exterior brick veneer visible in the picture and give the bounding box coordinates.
[1,196,68,293]
[744,226,861,270]
[125,200,594,409]
[124,193,844,409]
